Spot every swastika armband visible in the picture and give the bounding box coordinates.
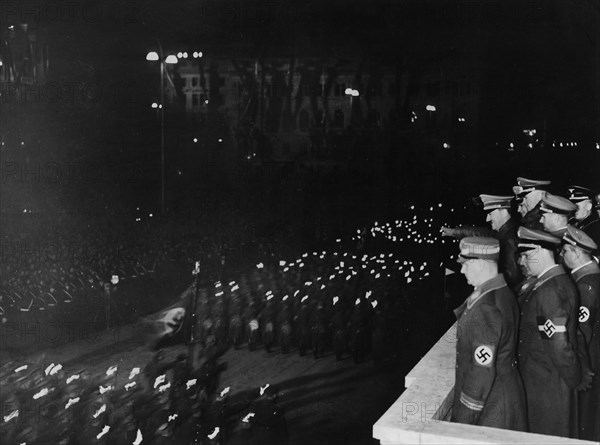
[537,318,567,339]
[579,306,590,323]
[473,345,494,367]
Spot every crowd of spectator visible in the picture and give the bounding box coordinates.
[1,188,464,444]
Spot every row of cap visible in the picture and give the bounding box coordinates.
[480,179,599,212]
[459,225,597,262]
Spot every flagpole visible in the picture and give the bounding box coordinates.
[443,265,455,311]
[443,269,448,310]
[189,261,201,368]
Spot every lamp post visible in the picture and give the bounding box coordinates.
[146,44,177,214]
[189,261,201,368]
[345,88,360,126]
[102,274,119,331]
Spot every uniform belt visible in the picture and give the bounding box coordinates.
[496,359,518,376]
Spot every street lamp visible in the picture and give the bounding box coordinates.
[146,43,177,214]
[345,88,360,125]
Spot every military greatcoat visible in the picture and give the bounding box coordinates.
[518,264,582,438]
[572,260,600,441]
[452,274,527,430]
[575,215,600,250]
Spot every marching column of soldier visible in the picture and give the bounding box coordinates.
[0,348,294,445]
[192,259,409,366]
[1,243,414,445]
[443,178,600,440]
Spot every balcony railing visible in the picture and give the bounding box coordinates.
[373,323,597,445]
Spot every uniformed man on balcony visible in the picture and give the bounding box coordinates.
[512,177,551,230]
[516,227,583,438]
[539,194,576,239]
[440,194,522,290]
[568,185,600,248]
[560,226,599,441]
[451,237,527,430]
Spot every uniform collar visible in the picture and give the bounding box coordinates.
[498,217,518,235]
[454,275,508,319]
[538,263,560,279]
[577,213,598,229]
[572,260,600,282]
[534,264,566,290]
[475,274,507,296]
[467,274,507,309]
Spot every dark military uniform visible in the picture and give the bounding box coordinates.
[518,265,582,438]
[572,260,600,441]
[277,304,293,353]
[515,275,537,302]
[576,215,600,249]
[294,303,311,355]
[330,305,349,360]
[496,217,522,290]
[452,274,527,429]
[248,395,289,445]
[350,301,370,364]
[568,185,600,248]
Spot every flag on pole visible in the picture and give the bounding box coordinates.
[137,279,209,350]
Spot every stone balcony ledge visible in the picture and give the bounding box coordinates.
[373,323,597,445]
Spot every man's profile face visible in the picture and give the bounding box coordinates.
[517,199,528,217]
[574,200,592,221]
[518,249,538,276]
[460,259,483,287]
[485,209,504,231]
[540,212,563,232]
[560,244,581,269]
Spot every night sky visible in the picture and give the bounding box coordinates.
[2,0,599,144]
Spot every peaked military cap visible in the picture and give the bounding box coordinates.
[457,237,500,263]
[512,177,551,197]
[517,226,561,251]
[479,194,513,211]
[562,225,598,253]
[567,185,595,202]
[540,194,576,215]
